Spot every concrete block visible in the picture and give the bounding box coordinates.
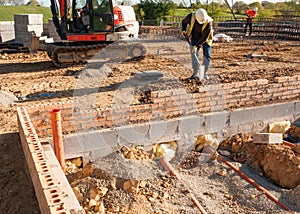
[238,122,254,133]
[295,100,300,114]
[0,32,15,42]
[230,108,254,126]
[225,125,239,137]
[82,130,118,151]
[61,134,85,159]
[253,120,266,132]
[178,115,205,136]
[14,14,43,25]
[205,111,229,133]
[15,31,32,41]
[118,123,150,145]
[253,133,282,144]
[28,25,43,36]
[253,102,294,121]
[63,130,119,159]
[148,120,179,143]
[0,21,14,32]
[15,23,43,32]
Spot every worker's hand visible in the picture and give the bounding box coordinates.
[181,31,187,37]
[191,45,198,54]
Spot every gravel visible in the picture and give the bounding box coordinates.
[177,158,298,214]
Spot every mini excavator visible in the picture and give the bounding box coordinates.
[46,0,145,66]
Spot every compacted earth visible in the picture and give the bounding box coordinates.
[0,39,300,214]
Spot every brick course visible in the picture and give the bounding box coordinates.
[27,76,300,138]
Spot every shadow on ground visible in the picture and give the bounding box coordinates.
[0,132,40,214]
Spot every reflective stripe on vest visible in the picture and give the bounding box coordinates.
[186,13,213,46]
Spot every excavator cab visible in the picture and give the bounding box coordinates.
[51,0,115,41]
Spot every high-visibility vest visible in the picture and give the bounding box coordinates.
[186,13,213,46]
[246,10,257,18]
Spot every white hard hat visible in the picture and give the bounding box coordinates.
[253,7,258,12]
[195,8,208,24]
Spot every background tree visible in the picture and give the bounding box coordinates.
[248,2,263,11]
[178,2,184,8]
[26,0,41,6]
[134,0,172,22]
[10,0,24,5]
[0,0,10,6]
[233,1,247,14]
[286,0,300,15]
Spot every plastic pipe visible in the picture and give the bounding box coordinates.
[218,156,294,213]
[159,158,181,180]
[159,158,207,214]
[50,108,66,173]
[282,140,294,148]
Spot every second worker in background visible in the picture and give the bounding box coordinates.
[181,8,213,80]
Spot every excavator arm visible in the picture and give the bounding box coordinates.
[50,0,67,39]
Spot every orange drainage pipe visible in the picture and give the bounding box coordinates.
[282,140,295,149]
[50,108,66,173]
[218,156,295,214]
[159,158,208,214]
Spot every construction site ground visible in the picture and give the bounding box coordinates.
[0,40,300,214]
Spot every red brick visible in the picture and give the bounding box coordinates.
[199,106,211,112]
[153,97,166,103]
[246,80,257,87]
[274,76,290,83]
[151,91,159,99]
[256,79,269,85]
[282,90,292,96]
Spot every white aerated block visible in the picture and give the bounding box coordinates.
[14,14,43,25]
[253,133,282,144]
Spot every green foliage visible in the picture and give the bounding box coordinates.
[26,0,40,6]
[248,2,263,11]
[134,0,172,22]
[0,6,52,22]
[135,0,300,22]
[10,0,24,6]
[233,1,248,14]
[257,9,276,18]
[171,8,190,16]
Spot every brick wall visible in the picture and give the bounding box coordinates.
[26,75,300,138]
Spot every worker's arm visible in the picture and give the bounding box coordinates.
[182,13,192,31]
[196,22,213,47]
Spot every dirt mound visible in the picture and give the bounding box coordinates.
[68,159,199,213]
[242,142,300,189]
[219,133,300,189]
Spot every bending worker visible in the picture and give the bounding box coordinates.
[181,8,213,80]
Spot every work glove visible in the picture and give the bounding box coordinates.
[181,31,187,37]
[191,45,198,54]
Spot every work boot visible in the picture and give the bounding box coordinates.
[192,67,205,80]
[191,73,203,80]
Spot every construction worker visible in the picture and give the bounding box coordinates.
[244,7,258,36]
[181,8,213,80]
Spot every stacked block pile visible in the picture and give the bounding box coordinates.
[14,14,43,44]
[43,19,61,41]
[0,21,15,43]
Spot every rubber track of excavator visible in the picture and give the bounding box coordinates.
[48,42,146,67]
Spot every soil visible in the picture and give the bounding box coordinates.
[0,40,300,214]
